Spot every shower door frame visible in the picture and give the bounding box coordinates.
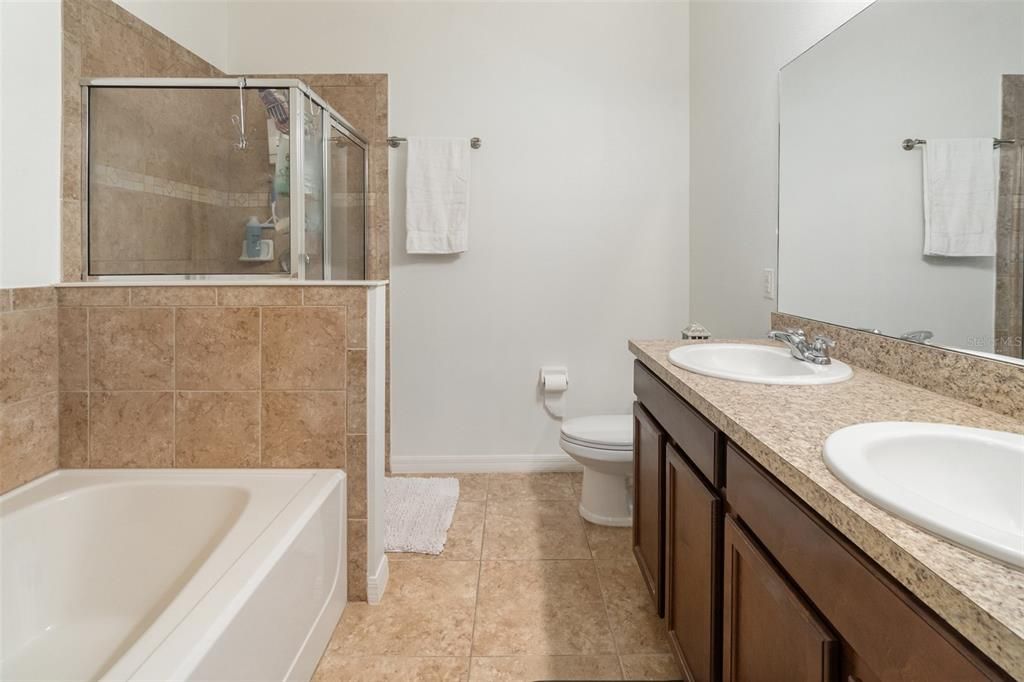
[323,114,371,281]
[80,77,369,281]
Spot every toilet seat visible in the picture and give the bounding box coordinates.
[560,415,633,450]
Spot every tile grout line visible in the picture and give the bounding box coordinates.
[171,306,177,467]
[86,306,91,467]
[258,306,263,466]
[466,475,490,666]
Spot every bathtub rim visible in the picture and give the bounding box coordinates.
[0,468,346,682]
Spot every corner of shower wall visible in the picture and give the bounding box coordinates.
[996,74,1024,358]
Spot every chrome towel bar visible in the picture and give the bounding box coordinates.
[902,137,1015,151]
[388,136,481,149]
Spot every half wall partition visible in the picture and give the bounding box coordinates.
[82,78,368,280]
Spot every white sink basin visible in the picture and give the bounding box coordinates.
[668,343,852,385]
[824,422,1024,568]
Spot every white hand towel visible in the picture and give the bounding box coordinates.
[922,138,997,257]
[405,137,471,254]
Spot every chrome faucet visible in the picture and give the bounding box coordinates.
[768,328,836,365]
[900,330,933,343]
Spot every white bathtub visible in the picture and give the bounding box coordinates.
[0,469,346,682]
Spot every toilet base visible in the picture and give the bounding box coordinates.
[578,468,632,527]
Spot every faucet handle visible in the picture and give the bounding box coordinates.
[812,335,835,352]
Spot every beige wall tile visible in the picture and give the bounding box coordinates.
[89,307,173,390]
[61,199,83,281]
[0,291,11,313]
[0,308,59,405]
[262,307,346,390]
[261,391,346,468]
[217,287,302,306]
[176,307,260,390]
[90,391,173,467]
[175,391,259,467]
[302,287,366,307]
[347,349,366,433]
[58,307,88,391]
[347,435,367,519]
[0,393,59,494]
[347,299,367,350]
[58,287,129,306]
[130,287,216,306]
[11,287,57,310]
[59,392,89,468]
[348,519,368,601]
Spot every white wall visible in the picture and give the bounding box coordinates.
[113,0,230,71]
[688,0,868,338]
[0,0,62,288]
[779,0,1023,351]
[226,2,690,460]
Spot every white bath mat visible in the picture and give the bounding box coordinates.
[384,477,460,554]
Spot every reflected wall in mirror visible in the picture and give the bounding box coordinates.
[779,0,1024,363]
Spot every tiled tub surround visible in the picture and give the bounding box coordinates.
[48,282,386,602]
[773,312,1024,420]
[629,339,1024,677]
[0,288,60,494]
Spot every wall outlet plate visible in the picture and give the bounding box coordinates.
[762,268,776,301]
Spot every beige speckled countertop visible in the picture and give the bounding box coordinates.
[629,339,1024,677]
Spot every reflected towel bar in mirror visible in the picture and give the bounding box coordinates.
[388,136,482,149]
[901,137,1016,151]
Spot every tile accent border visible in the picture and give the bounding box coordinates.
[772,312,1024,419]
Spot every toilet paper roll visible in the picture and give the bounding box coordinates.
[542,374,568,392]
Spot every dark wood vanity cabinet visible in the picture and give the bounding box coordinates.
[633,401,666,614]
[722,515,838,681]
[666,443,721,682]
[632,361,1010,682]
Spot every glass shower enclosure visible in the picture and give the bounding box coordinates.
[82,78,368,280]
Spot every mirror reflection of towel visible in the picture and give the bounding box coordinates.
[923,138,997,257]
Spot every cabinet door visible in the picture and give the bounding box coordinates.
[723,516,838,682]
[665,444,721,682]
[633,401,666,614]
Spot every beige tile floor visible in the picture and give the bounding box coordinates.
[313,473,683,682]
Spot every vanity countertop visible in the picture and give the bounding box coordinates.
[629,338,1024,677]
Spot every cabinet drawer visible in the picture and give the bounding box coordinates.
[725,443,1008,681]
[634,361,720,487]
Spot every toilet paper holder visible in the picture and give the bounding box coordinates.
[540,366,569,419]
[539,366,569,391]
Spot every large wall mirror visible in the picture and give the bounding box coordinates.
[779,0,1024,364]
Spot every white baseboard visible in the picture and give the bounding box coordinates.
[389,453,583,474]
[366,554,389,605]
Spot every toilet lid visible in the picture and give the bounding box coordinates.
[561,415,633,449]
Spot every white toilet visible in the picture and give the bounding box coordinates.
[559,414,634,526]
